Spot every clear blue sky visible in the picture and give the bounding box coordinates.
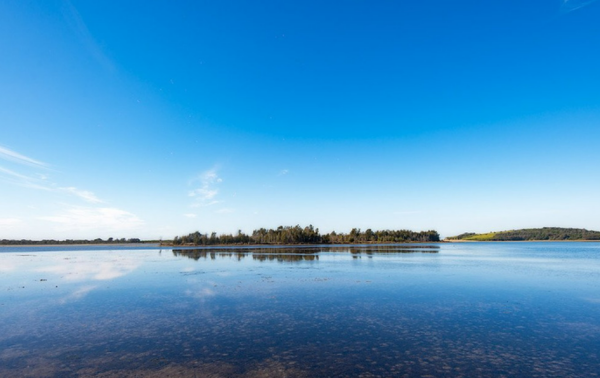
[1,0,599,240]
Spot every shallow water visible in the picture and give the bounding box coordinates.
[1,242,599,377]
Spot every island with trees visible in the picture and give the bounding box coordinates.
[447,227,600,241]
[171,225,440,246]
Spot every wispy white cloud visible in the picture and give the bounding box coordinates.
[0,164,53,192]
[215,207,235,214]
[0,146,47,168]
[0,146,106,204]
[0,165,35,181]
[189,188,218,200]
[59,187,103,203]
[279,169,289,176]
[0,218,22,226]
[560,0,599,14]
[40,207,143,232]
[189,168,223,208]
[1,147,143,236]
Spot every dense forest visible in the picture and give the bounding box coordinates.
[171,225,440,246]
[447,227,600,241]
[0,238,144,245]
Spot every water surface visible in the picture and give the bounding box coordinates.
[1,243,599,377]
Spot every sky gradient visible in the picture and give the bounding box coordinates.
[1,0,599,240]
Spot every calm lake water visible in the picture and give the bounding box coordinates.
[1,243,599,377]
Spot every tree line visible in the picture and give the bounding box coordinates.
[172,225,440,246]
[448,227,600,241]
[0,238,143,245]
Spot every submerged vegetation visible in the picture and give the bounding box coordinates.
[172,225,440,246]
[448,227,600,241]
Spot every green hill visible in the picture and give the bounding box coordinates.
[448,227,600,241]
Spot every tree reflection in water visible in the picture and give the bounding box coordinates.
[172,245,439,262]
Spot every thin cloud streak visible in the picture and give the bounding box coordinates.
[560,0,599,13]
[0,165,53,191]
[0,147,105,204]
[0,146,47,168]
[0,165,35,181]
[61,0,115,72]
[59,187,103,203]
[0,168,103,203]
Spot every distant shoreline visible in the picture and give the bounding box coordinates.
[444,239,600,243]
[0,241,443,248]
[0,243,161,248]
[446,227,600,242]
[2,240,599,249]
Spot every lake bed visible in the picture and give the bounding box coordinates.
[1,243,599,377]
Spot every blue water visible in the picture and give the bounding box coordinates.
[1,243,599,377]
